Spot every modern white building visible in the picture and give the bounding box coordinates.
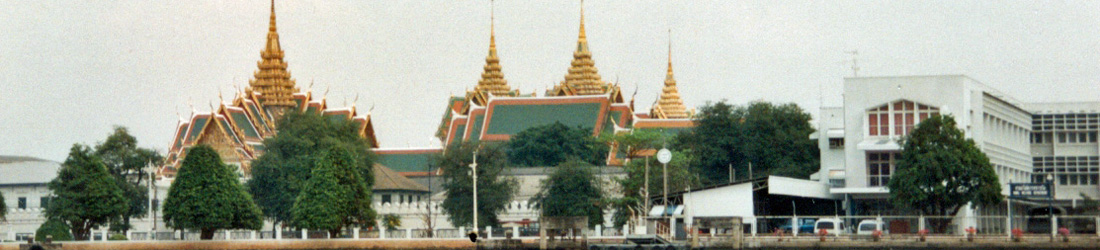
[1024,102,1100,203]
[815,75,1034,221]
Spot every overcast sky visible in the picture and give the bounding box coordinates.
[2,1,1099,162]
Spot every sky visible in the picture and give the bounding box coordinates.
[1,1,1099,162]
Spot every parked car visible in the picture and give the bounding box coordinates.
[778,218,817,234]
[856,220,888,235]
[814,218,846,235]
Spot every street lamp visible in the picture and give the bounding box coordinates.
[468,150,479,242]
[1047,173,1054,237]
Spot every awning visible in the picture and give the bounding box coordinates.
[856,138,900,151]
[648,205,684,217]
[826,129,844,138]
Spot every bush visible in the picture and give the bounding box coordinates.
[35,219,74,242]
[108,234,128,241]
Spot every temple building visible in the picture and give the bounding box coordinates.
[159,2,378,178]
[431,3,693,157]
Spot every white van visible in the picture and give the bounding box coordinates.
[856,220,888,235]
[813,218,846,235]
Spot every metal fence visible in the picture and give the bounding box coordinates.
[743,215,1100,237]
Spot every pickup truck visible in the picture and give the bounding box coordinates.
[588,235,688,250]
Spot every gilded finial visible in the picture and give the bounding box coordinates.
[269,0,277,32]
[579,0,586,41]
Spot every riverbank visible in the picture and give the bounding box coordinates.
[0,239,474,250]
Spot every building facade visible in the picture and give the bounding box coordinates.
[1025,102,1100,203]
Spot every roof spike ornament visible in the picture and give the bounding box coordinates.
[468,0,517,106]
[651,29,690,119]
[548,0,611,97]
[249,0,299,110]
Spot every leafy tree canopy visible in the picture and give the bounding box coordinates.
[247,111,376,228]
[888,115,1002,231]
[163,145,263,240]
[674,101,818,184]
[46,144,129,241]
[531,160,607,228]
[610,150,701,228]
[36,218,74,242]
[439,142,518,228]
[599,129,663,160]
[290,147,376,237]
[507,122,608,167]
[93,126,162,232]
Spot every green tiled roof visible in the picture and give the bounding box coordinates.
[453,124,466,141]
[638,127,689,138]
[602,110,622,134]
[485,103,603,135]
[187,117,209,142]
[468,114,485,141]
[173,126,188,150]
[229,112,260,139]
[245,102,267,129]
[218,119,241,144]
[377,152,436,173]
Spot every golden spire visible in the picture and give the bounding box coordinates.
[652,31,690,119]
[249,0,299,108]
[469,0,517,106]
[549,0,610,96]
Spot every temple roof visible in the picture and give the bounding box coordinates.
[248,0,299,108]
[548,2,611,97]
[372,164,429,192]
[651,42,691,119]
[468,5,518,106]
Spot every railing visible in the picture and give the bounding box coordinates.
[744,215,1100,237]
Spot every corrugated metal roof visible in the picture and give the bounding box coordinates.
[0,156,60,186]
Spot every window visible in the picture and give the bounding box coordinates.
[867,100,938,137]
[18,197,27,209]
[829,138,844,149]
[382,194,392,203]
[867,152,899,187]
[40,197,50,210]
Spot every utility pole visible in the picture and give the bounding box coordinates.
[469,150,479,240]
[426,162,434,238]
[748,162,753,180]
[644,156,650,233]
[728,164,733,183]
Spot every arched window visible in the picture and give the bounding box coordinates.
[867,100,939,137]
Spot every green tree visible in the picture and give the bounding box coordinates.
[382,214,402,230]
[35,218,74,242]
[163,145,263,240]
[0,190,5,222]
[531,160,606,228]
[599,130,662,162]
[45,145,129,241]
[93,126,163,233]
[439,142,518,228]
[247,111,376,233]
[290,147,375,237]
[888,115,1002,232]
[610,150,700,229]
[507,122,608,167]
[675,101,818,184]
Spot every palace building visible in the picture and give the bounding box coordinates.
[159,2,379,178]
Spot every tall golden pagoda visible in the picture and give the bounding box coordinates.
[467,3,518,107]
[247,0,299,112]
[548,1,617,97]
[651,42,691,119]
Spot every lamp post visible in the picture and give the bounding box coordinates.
[1047,173,1054,237]
[469,150,479,241]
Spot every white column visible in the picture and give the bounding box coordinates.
[301,229,307,239]
[127,231,134,241]
[669,217,677,239]
[1051,215,1058,237]
[919,215,926,232]
[595,225,602,237]
[380,228,386,239]
[750,219,757,237]
[102,229,108,242]
[791,216,798,237]
[458,226,465,239]
[512,226,519,239]
[1006,199,1013,237]
[353,227,360,239]
[485,226,492,239]
[251,231,257,240]
[406,228,412,239]
[275,228,282,240]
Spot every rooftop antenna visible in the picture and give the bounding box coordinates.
[845,50,860,77]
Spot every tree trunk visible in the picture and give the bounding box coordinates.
[72,227,89,241]
[329,229,341,239]
[200,229,216,240]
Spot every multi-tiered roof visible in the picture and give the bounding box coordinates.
[248,1,299,109]
[466,6,518,107]
[650,44,692,119]
[547,3,621,99]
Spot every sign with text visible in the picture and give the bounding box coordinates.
[1009,183,1052,199]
